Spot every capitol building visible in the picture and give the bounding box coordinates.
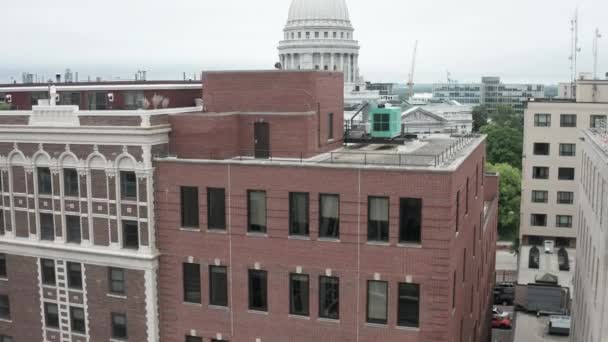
[278,0,380,104]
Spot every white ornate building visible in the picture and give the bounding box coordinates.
[278,0,380,104]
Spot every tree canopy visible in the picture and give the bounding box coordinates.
[486,162,521,240]
[480,124,523,169]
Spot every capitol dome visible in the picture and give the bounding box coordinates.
[287,0,351,26]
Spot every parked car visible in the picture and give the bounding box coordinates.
[492,316,513,330]
[493,286,515,306]
[493,307,510,319]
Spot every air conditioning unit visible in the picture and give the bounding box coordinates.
[5,94,12,103]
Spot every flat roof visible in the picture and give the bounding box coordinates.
[0,81,202,92]
[514,313,570,342]
[583,129,608,158]
[518,246,576,295]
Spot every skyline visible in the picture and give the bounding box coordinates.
[1,0,606,84]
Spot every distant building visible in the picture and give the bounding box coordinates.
[571,127,608,342]
[402,102,473,134]
[366,82,399,101]
[433,76,545,112]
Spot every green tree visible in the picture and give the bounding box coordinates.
[480,124,523,169]
[486,163,521,240]
[472,106,489,132]
[489,105,522,130]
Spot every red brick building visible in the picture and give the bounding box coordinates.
[155,71,499,342]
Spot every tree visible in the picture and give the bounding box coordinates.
[480,124,523,169]
[488,105,523,131]
[486,163,521,240]
[472,106,489,132]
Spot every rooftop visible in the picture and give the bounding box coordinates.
[584,128,608,157]
[514,313,570,342]
[0,80,202,92]
[518,245,576,295]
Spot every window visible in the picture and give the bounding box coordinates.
[558,167,575,180]
[297,32,301,39]
[341,32,344,38]
[373,113,390,131]
[559,143,576,156]
[397,283,420,328]
[328,113,334,139]
[534,114,551,127]
[533,143,550,156]
[556,215,573,228]
[531,190,548,203]
[591,115,607,128]
[209,266,228,307]
[324,32,328,38]
[314,32,319,38]
[560,114,577,127]
[109,268,126,295]
[247,190,267,233]
[44,303,59,328]
[70,307,86,334]
[319,276,339,319]
[122,221,139,249]
[37,167,52,194]
[186,337,203,342]
[0,335,13,342]
[248,270,268,311]
[0,254,5,278]
[0,296,9,320]
[531,214,547,227]
[123,91,145,110]
[333,32,337,38]
[180,186,199,228]
[532,167,549,179]
[41,259,56,285]
[319,194,339,239]
[289,192,309,236]
[183,263,201,303]
[63,168,79,196]
[111,313,127,339]
[66,215,81,243]
[207,188,226,230]
[120,171,137,199]
[456,191,460,232]
[399,198,422,243]
[557,191,574,204]
[368,197,389,242]
[67,262,82,289]
[40,213,55,241]
[289,273,309,316]
[305,32,310,39]
[366,281,388,324]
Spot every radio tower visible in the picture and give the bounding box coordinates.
[593,28,602,79]
[569,9,581,94]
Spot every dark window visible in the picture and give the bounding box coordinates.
[44,303,59,328]
[70,307,86,334]
[591,115,607,128]
[289,273,309,316]
[368,197,389,242]
[40,213,55,241]
[399,198,422,243]
[373,113,390,131]
[559,143,576,156]
[529,246,540,268]
[180,186,199,228]
[397,283,420,327]
[123,91,145,110]
[60,92,81,106]
[120,171,137,199]
[209,266,228,307]
[37,167,52,194]
[319,276,339,319]
[88,92,107,110]
[41,259,56,285]
[366,280,388,324]
[328,113,334,140]
[67,262,82,289]
[0,335,13,342]
[183,263,201,304]
[109,268,126,295]
[465,178,469,214]
[186,337,203,342]
[122,221,139,249]
[533,143,550,156]
[207,188,226,230]
[248,270,268,311]
[111,313,127,339]
[560,114,577,127]
[556,215,573,228]
[0,254,5,278]
[289,192,309,236]
[532,167,549,179]
[319,194,340,239]
[534,114,551,127]
[63,168,79,196]
[0,296,9,320]
[66,215,81,243]
[531,190,548,203]
[452,271,456,309]
[456,190,460,232]
[531,214,547,226]
[247,190,267,233]
[557,191,574,204]
[558,168,575,180]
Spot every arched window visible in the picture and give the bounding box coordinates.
[529,246,540,269]
[558,247,570,271]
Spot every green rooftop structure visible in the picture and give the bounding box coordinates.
[369,106,402,138]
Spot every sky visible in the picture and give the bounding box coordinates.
[1,0,607,84]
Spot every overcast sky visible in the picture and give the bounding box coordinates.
[1,0,606,84]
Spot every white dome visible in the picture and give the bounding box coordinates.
[287,0,351,24]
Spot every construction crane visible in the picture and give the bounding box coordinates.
[407,40,418,100]
[593,28,602,79]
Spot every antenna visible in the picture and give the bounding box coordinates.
[569,9,581,85]
[593,28,602,79]
[406,40,418,100]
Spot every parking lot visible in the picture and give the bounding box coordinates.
[491,306,515,342]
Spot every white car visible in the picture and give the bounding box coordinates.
[544,240,554,254]
[493,307,510,319]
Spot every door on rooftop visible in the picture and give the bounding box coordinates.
[254,122,270,159]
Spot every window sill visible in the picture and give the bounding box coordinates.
[179,227,201,232]
[247,310,268,315]
[0,277,7,282]
[318,238,340,243]
[397,243,422,249]
[110,339,128,342]
[107,293,127,299]
[183,302,203,307]
[246,233,268,238]
[366,241,390,246]
[208,229,227,234]
[0,318,12,323]
[289,314,310,320]
[288,235,310,241]
[395,325,420,332]
[365,323,388,329]
[208,305,229,311]
[318,318,340,323]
